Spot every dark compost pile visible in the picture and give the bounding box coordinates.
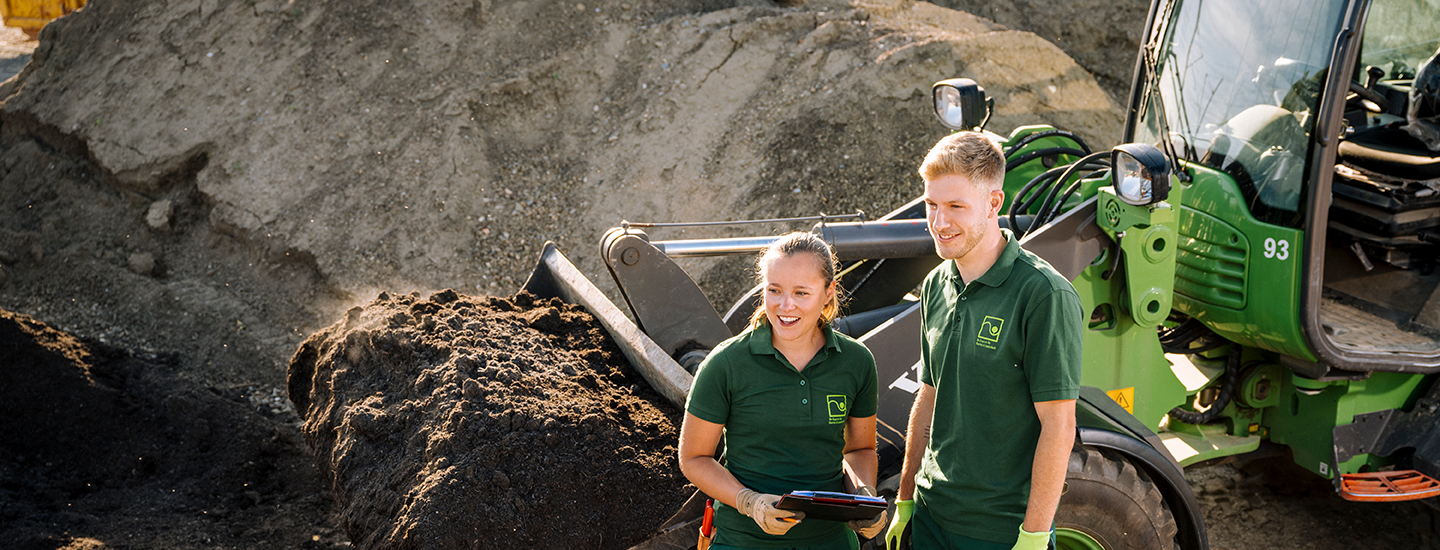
[287,289,689,549]
[0,308,338,549]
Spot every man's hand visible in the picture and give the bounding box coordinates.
[1011,525,1050,550]
[884,499,914,549]
[848,486,887,539]
[735,488,803,536]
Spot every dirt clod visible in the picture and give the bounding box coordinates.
[289,290,688,549]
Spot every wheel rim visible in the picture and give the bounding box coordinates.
[1055,527,1108,550]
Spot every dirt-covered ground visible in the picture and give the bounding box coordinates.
[0,308,348,550]
[2,0,1439,549]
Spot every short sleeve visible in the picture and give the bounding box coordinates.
[919,277,935,387]
[685,348,732,425]
[1022,287,1084,402]
[851,344,879,418]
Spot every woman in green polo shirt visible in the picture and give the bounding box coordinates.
[678,232,886,550]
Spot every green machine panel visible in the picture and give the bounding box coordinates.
[1173,163,1315,362]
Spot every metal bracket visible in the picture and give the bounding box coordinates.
[1333,409,1397,463]
[600,228,734,360]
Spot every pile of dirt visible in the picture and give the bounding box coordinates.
[927,0,1150,104]
[288,289,688,549]
[0,0,1124,393]
[0,307,346,550]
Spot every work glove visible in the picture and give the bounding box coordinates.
[1011,525,1051,550]
[884,499,913,550]
[848,486,887,539]
[736,488,804,536]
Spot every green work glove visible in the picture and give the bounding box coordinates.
[1011,525,1051,550]
[736,488,804,536]
[848,486,888,539]
[884,499,914,550]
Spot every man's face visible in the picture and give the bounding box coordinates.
[923,174,1002,261]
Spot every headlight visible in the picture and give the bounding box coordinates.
[931,78,989,131]
[1111,143,1172,206]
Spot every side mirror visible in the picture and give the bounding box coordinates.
[932,78,991,131]
[1111,143,1172,206]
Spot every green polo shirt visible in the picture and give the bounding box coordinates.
[686,323,879,548]
[915,229,1083,543]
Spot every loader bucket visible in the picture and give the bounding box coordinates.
[522,241,693,408]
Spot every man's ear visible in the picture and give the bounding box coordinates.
[988,189,1005,217]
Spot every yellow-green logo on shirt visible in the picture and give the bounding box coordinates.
[827,395,848,424]
[977,316,1005,349]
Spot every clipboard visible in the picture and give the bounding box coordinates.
[775,491,888,522]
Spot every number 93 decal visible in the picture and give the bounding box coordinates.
[1263,237,1290,260]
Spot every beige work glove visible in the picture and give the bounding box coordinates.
[736,488,804,535]
[848,486,888,539]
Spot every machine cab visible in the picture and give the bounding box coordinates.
[1129,0,1440,374]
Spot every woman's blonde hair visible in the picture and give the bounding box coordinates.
[747,232,842,330]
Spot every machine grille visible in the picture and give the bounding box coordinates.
[1175,210,1248,309]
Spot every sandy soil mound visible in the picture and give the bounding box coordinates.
[0,307,345,549]
[0,0,1122,392]
[928,0,1149,104]
[288,289,688,549]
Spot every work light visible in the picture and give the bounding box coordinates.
[932,78,990,131]
[1111,143,1171,206]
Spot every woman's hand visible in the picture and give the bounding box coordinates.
[736,488,804,535]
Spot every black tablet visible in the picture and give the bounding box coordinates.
[775,491,888,522]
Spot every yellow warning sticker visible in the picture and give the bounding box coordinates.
[1107,387,1135,414]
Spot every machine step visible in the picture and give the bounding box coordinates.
[1339,470,1440,502]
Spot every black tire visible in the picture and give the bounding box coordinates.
[1055,446,1181,550]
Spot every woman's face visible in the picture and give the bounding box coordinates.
[763,252,835,345]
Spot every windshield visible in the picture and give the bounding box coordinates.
[1359,0,1440,81]
[1134,0,1346,227]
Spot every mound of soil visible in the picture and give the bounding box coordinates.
[288,289,688,549]
[0,307,344,550]
[0,0,1125,394]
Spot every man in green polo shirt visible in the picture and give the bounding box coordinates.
[885,132,1083,550]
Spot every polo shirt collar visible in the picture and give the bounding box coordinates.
[942,228,1022,288]
[748,323,843,357]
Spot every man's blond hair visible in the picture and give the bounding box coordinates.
[918,132,1005,191]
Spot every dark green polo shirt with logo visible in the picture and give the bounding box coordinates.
[915,229,1083,543]
[686,323,879,548]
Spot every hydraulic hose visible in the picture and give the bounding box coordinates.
[1003,129,1093,157]
[1167,345,1240,425]
[1004,147,1089,173]
[1033,168,1109,229]
[1008,165,1067,235]
[1017,152,1111,238]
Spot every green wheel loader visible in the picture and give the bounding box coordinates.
[524,0,1440,548]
